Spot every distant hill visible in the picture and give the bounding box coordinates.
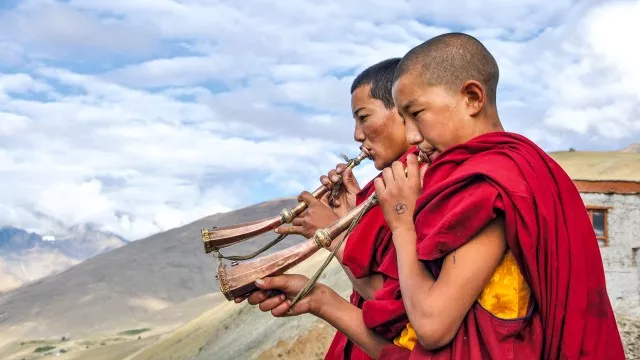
[0,197,305,347]
[0,226,128,293]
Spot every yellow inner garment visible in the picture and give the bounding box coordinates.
[393,251,530,350]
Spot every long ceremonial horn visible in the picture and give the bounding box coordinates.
[216,151,428,301]
[216,194,377,300]
[202,147,371,253]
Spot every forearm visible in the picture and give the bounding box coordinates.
[313,286,391,358]
[391,228,439,343]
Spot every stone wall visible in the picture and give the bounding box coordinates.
[580,192,640,318]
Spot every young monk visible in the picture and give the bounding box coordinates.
[243,58,431,360]
[246,32,625,360]
[370,32,626,358]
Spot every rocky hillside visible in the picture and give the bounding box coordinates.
[0,197,305,347]
[0,226,128,293]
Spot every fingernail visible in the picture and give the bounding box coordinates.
[280,294,286,301]
[331,175,339,182]
[255,279,264,286]
[274,228,280,233]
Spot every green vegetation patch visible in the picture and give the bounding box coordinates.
[118,328,152,336]
[33,345,56,353]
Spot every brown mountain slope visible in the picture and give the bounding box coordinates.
[0,197,305,346]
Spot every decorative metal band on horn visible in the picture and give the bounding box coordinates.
[201,147,371,254]
[313,229,332,249]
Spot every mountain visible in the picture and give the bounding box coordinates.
[0,227,43,252]
[0,226,128,293]
[0,197,306,347]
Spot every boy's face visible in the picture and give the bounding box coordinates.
[351,84,409,170]
[392,71,466,153]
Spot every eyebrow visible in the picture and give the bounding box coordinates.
[400,99,416,114]
[353,106,366,116]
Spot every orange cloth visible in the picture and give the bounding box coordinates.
[394,250,531,350]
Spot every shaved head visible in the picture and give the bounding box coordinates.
[394,32,499,105]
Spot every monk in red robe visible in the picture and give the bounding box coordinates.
[241,58,428,360]
[369,32,626,359]
[247,32,625,360]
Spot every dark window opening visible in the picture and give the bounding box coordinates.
[587,206,609,247]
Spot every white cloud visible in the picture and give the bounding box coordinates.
[536,1,640,145]
[0,0,638,242]
[0,0,157,57]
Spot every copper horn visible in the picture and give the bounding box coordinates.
[202,147,371,253]
[217,195,376,301]
[216,151,428,301]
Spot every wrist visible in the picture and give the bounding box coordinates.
[309,283,336,318]
[390,223,416,235]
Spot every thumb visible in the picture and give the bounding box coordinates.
[342,168,360,193]
[255,276,291,291]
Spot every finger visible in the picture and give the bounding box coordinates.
[299,191,319,206]
[328,169,340,183]
[276,225,306,236]
[374,177,386,195]
[320,175,332,187]
[391,161,406,182]
[342,167,361,193]
[259,294,287,312]
[405,154,419,182]
[419,163,429,188]
[282,298,311,317]
[247,290,270,305]
[271,299,293,317]
[382,167,394,185]
[255,276,292,291]
[335,163,347,175]
[291,217,304,226]
[234,295,248,303]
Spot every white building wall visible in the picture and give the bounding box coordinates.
[580,192,640,318]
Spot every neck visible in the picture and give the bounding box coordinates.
[447,111,503,150]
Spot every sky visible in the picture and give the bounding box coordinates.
[0,0,639,241]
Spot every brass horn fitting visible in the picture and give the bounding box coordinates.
[313,228,332,249]
[217,264,233,301]
[280,207,295,224]
[202,228,217,254]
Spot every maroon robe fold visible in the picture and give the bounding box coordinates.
[362,132,624,359]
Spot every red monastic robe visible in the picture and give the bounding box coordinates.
[325,147,419,360]
[362,132,625,359]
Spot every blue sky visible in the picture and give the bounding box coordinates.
[0,0,639,240]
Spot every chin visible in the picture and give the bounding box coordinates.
[373,158,387,170]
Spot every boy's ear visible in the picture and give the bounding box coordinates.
[461,80,485,116]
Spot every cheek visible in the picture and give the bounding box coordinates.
[363,121,386,144]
